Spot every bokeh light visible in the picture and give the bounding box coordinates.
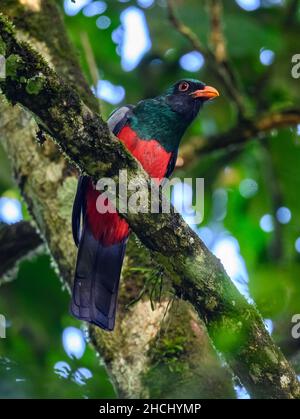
[211,235,251,301]
[137,0,155,8]
[235,0,260,11]
[235,384,251,399]
[295,237,300,253]
[260,214,274,232]
[54,361,71,379]
[239,178,258,198]
[62,327,86,359]
[83,1,107,17]
[172,181,193,210]
[179,51,205,72]
[120,7,152,71]
[73,367,93,385]
[276,207,291,224]
[171,181,202,227]
[96,16,111,29]
[95,80,125,104]
[64,0,92,16]
[0,197,23,224]
[260,48,275,66]
[263,0,284,6]
[198,226,214,248]
[264,319,274,335]
[212,188,228,221]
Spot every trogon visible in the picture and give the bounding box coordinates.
[71,79,219,331]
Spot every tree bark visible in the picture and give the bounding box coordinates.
[0,0,234,398]
[0,221,43,281]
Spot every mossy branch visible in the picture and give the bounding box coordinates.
[0,0,232,398]
[0,12,299,398]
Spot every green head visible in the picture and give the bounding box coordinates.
[131,79,219,152]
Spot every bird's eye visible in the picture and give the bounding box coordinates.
[178,81,190,92]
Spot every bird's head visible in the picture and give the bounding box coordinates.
[163,78,219,122]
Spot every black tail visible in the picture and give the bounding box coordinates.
[71,176,126,331]
[71,221,126,330]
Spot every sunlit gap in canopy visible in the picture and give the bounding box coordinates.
[118,6,152,71]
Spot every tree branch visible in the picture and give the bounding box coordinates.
[0,1,233,398]
[209,0,226,63]
[0,221,43,281]
[179,109,300,166]
[0,12,299,398]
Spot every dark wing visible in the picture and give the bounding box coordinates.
[72,175,90,247]
[107,104,135,135]
[71,105,135,247]
[165,150,178,179]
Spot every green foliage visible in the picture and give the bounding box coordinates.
[0,255,115,398]
[25,75,44,95]
[126,266,165,310]
[151,335,188,374]
[5,54,23,79]
[0,36,5,55]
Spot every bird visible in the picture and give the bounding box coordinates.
[71,79,219,331]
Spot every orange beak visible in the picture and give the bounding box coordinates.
[190,85,220,101]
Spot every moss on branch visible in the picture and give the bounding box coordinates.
[0,1,232,399]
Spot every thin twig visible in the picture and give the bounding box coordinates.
[80,31,101,112]
[209,0,226,63]
[167,0,246,117]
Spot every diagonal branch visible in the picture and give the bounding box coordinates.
[0,221,43,280]
[0,0,233,398]
[209,0,226,64]
[0,13,299,398]
[180,109,300,166]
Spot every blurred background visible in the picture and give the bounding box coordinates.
[0,0,300,398]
